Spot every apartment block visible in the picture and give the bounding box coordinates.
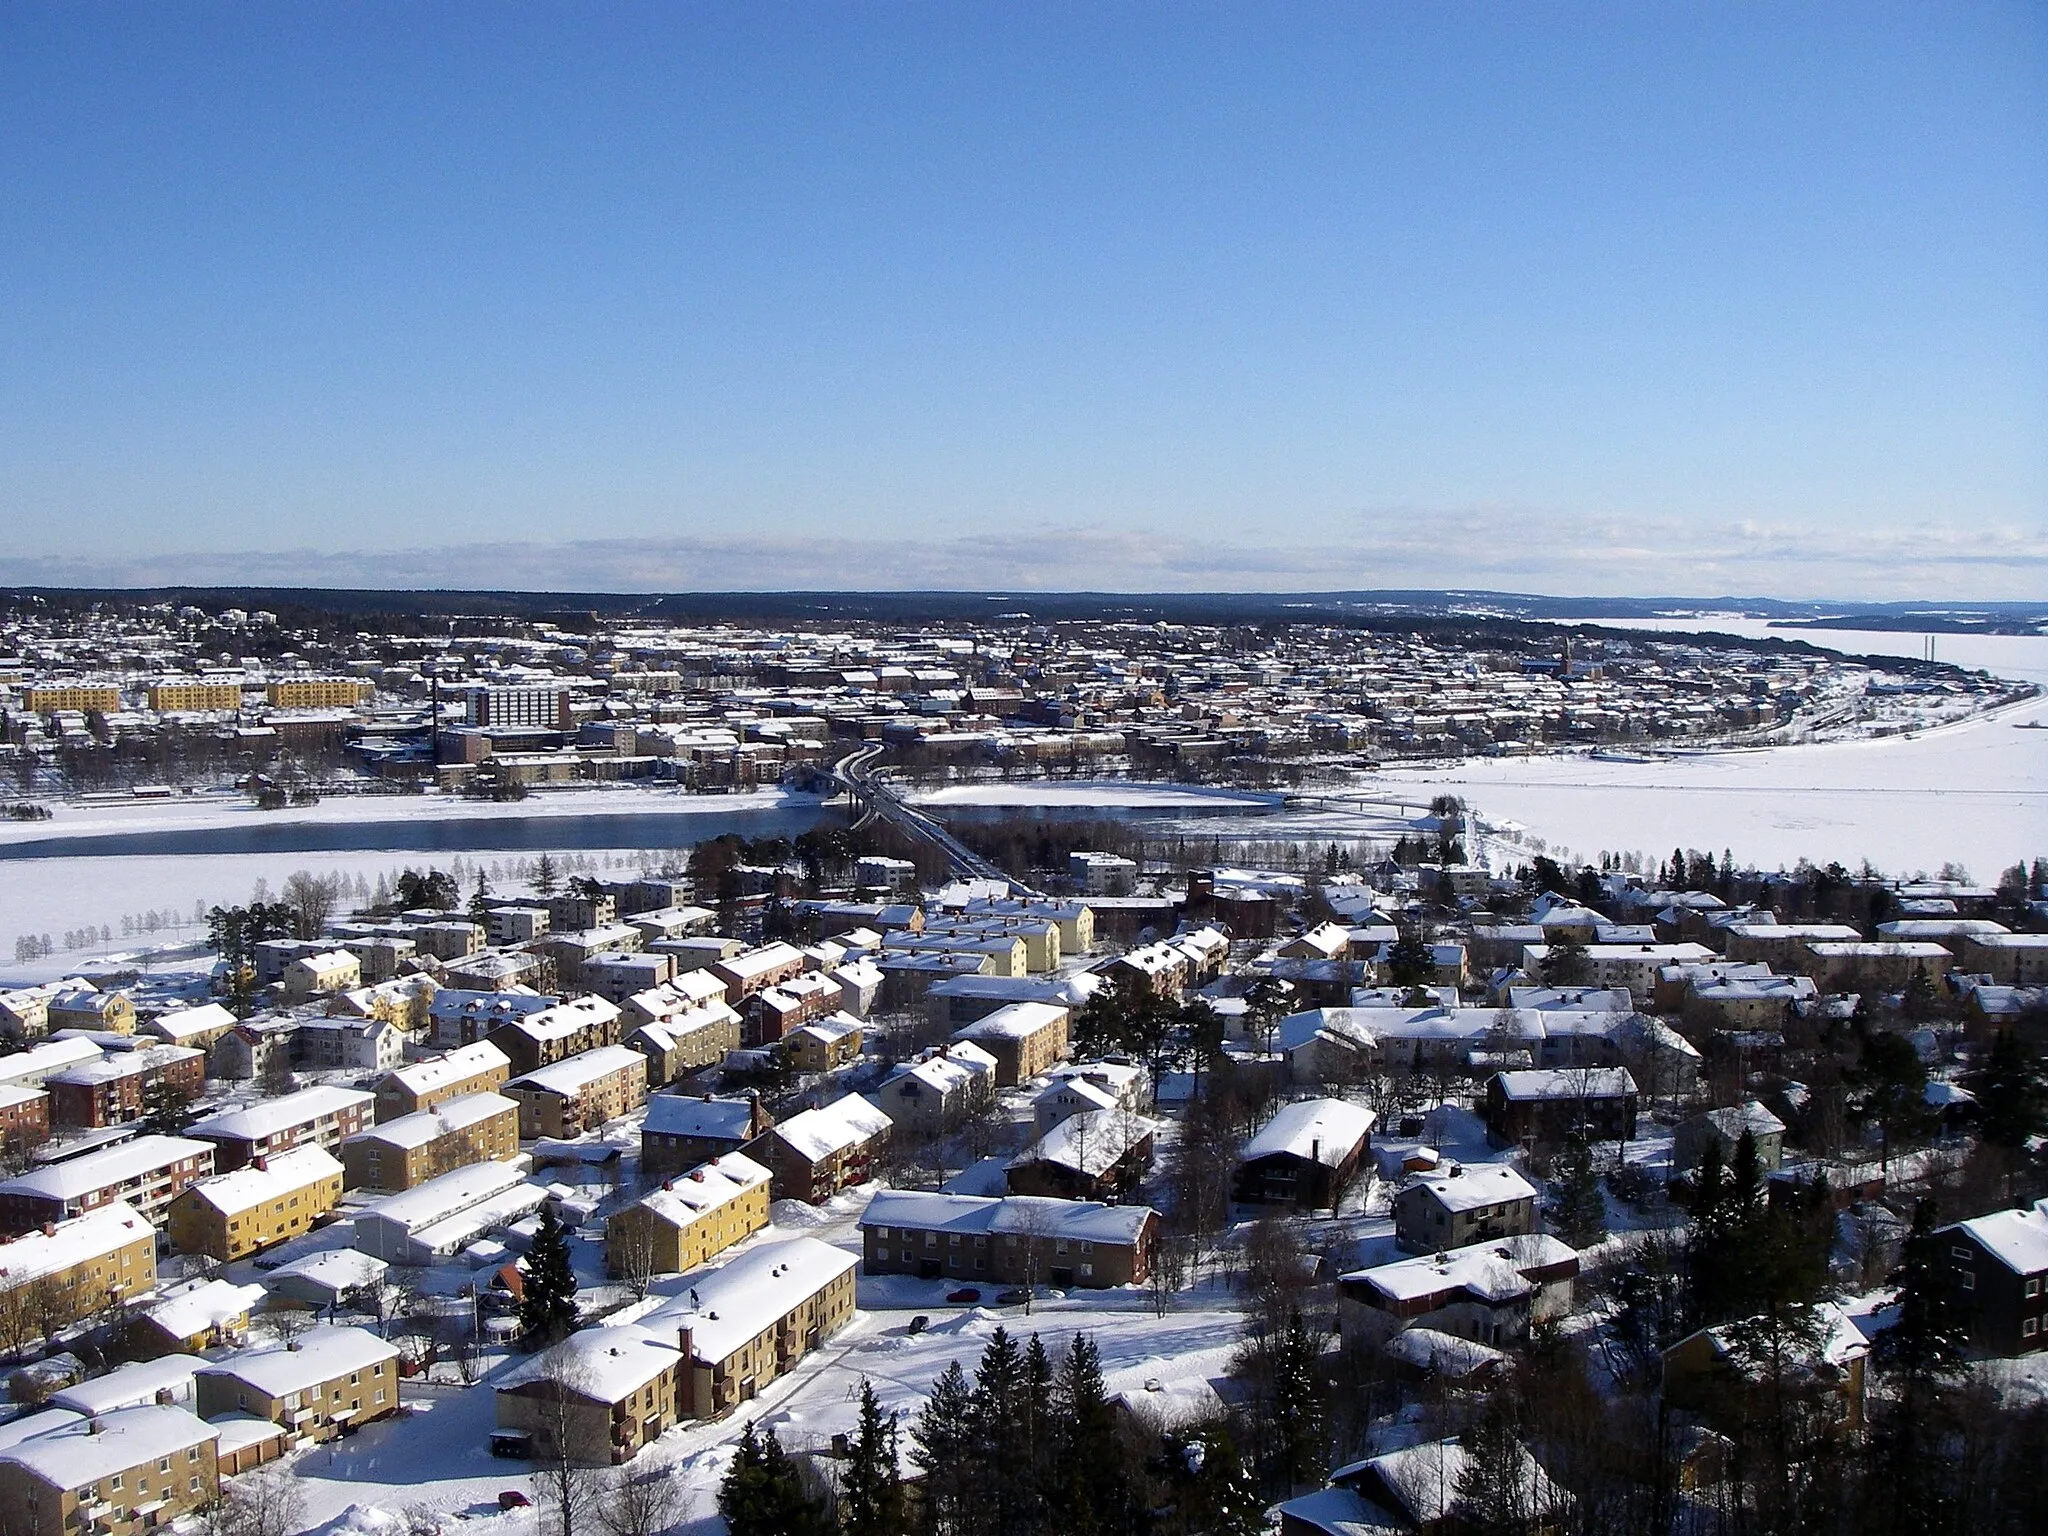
[341,1092,520,1191]
[166,1145,346,1263]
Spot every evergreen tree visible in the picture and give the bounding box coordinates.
[1162,1429,1264,1536]
[467,871,490,927]
[1552,1133,1607,1247]
[720,1421,828,1536]
[138,1074,194,1137]
[970,1327,1028,1536]
[1051,1334,1129,1536]
[516,1206,579,1348]
[839,1379,905,1536]
[1967,1030,2045,1150]
[1537,937,1589,986]
[1266,1310,1325,1496]
[533,852,560,898]
[1386,927,1437,987]
[912,1361,976,1536]
[1457,1389,1535,1536]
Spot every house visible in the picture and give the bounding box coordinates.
[643,1237,859,1419]
[492,1324,685,1466]
[1033,1060,1149,1132]
[1662,1303,1869,1434]
[871,1044,999,1135]
[1278,1437,1571,1536]
[759,1094,894,1203]
[49,1354,200,1416]
[166,1144,345,1263]
[922,972,1104,1031]
[0,1203,157,1333]
[745,972,845,1047]
[861,1190,1158,1286]
[341,1092,520,1191]
[485,996,624,1076]
[1006,1108,1157,1202]
[372,1041,512,1121]
[1483,1067,1639,1151]
[1934,1199,2048,1355]
[604,1153,772,1278]
[45,987,136,1037]
[1392,1164,1539,1252]
[351,1161,549,1266]
[0,1403,220,1536]
[639,1094,774,1181]
[127,1280,265,1356]
[624,1000,742,1088]
[1280,923,1351,963]
[195,1326,402,1444]
[784,1014,865,1075]
[949,1001,1071,1086]
[0,981,84,1042]
[502,1045,649,1139]
[582,952,679,1007]
[187,1085,374,1171]
[1099,940,1189,1000]
[1672,1101,1787,1175]
[263,1249,389,1312]
[1337,1233,1580,1347]
[138,1002,237,1052]
[0,1037,103,1090]
[282,950,362,1000]
[44,1046,205,1131]
[0,1136,214,1231]
[1234,1098,1377,1209]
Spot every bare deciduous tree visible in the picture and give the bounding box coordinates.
[203,1463,306,1536]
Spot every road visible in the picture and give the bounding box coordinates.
[831,746,1041,896]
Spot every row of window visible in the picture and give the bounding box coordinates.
[870,1226,1094,1253]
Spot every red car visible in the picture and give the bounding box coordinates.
[946,1287,981,1304]
[498,1492,533,1511]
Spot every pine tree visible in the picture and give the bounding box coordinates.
[913,1361,976,1536]
[839,1379,905,1536]
[533,852,560,898]
[970,1327,1027,1536]
[467,871,490,927]
[1051,1334,1128,1536]
[1967,1030,2044,1150]
[1266,1310,1325,1496]
[517,1206,579,1348]
[1870,1195,1971,1536]
[1016,1333,1054,1534]
[1552,1134,1605,1248]
[720,1421,828,1536]
[1170,1429,1264,1536]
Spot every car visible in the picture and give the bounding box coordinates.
[908,1315,930,1335]
[995,1287,1034,1305]
[946,1287,981,1304]
[498,1492,533,1510]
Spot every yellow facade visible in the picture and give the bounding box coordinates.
[147,680,244,712]
[605,1163,770,1277]
[265,677,372,708]
[24,684,121,713]
[167,1165,345,1263]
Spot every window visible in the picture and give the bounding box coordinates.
[187,1449,199,1463]
[1080,1263,1093,1279]
[2028,1278,2041,1298]
[158,1458,170,1473]
[1960,1272,1976,1290]
[2024,1319,2039,1338]
[190,1477,201,1493]
[1952,1247,1973,1263]
[948,1234,961,1247]
[111,1476,122,1491]
[375,1389,386,1404]
[873,1226,889,1240]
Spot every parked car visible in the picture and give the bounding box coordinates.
[908,1315,930,1335]
[996,1288,1034,1305]
[498,1492,533,1509]
[946,1287,981,1304]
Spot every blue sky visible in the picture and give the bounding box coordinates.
[2,3,2043,596]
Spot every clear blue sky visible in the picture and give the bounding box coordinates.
[2,3,2043,596]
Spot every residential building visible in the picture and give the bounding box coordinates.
[0,1136,214,1231]
[0,1202,157,1331]
[1337,1233,1580,1347]
[292,1016,409,1075]
[784,1014,864,1074]
[194,1326,401,1444]
[187,1085,374,1171]
[372,1041,512,1121]
[1672,1101,1788,1175]
[1033,1060,1149,1132]
[282,951,363,1001]
[45,1046,205,1131]
[708,942,806,1003]
[166,1145,345,1263]
[0,1403,220,1536]
[1662,1303,1869,1436]
[126,1282,264,1357]
[604,1153,772,1278]
[861,1191,1158,1286]
[492,1324,684,1466]
[1234,1098,1377,1209]
[45,988,135,1036]
[1392,1164,1540,1252]
[949,1001,1071,1086]
[424,987,556,1049]
[0,1087,49,1156]
[639,1093,774,1182]
[1934,1199,2048,1355]
[341,1092,521,1191]
[1483,1068,1639,1152]
[1006,1108,1157,1202]
[351,1161,548,1266]
[872,1043,999,1135]
[1277,1437,1570,1536]
[138,1003,237,1052]
[502,1045,649,1139]
[645,1237,859,1419]
[759,1094,894,1203]
[265,677,372,708]
[485,996,623,1077]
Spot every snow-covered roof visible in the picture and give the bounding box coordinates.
[1241,1099,1377,1165]
[641,1094,761,1141]
[771,1093,893,1162]
[500,1323,681,1402]
[1490,1067,1638,1102]
[506,1044,646,1097]
[1400,1163,1538,1214]
[50,1355,202,1416]
[1009,1108,1157,1177]
[861,1189,1154,1245]
[633,1153,771,1226]
[181,1144,341,1216]
[628,1001,741,1051]
[788,1012,864,1046]
[497,996,623,1042]
[0,1136,213,1202]
[1382,1327,1507,1378]
[380,1041,509,1095]
[45,1045,203,1086]
[953,1001,1068,1041]
[0,1201,152,1286]
[265,1248,388,1294]
[354,1159,530,1234]
[0,1037,103,1086]
[0,1404,217,1488]
[1951,1199,2048,1276]
[713,942,804,982]
[138,1280,265,1340]
[1342,1233,1578,1305]
[144,1002,236,1042]
[1695,1101,1788,1140]
[349,1092,516,1151]
[188,1085,372,1143]
[197,1326,399,1398]
[644,1237,857,1363]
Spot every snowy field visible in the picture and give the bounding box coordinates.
[915,781,1283,811]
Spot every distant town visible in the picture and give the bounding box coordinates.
[0,589,2040,1536]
